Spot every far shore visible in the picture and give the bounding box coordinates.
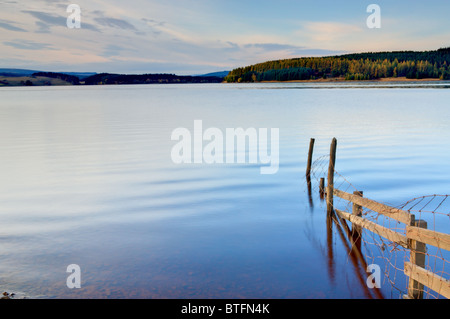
[1,75,446,87]
[258,76,443,83]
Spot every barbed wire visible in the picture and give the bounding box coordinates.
[307,152,450,299]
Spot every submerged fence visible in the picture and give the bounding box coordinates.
[306,138,450,299]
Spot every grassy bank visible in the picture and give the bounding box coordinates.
[0,76,74,87]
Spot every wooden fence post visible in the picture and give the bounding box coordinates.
[319,177,325,199]
[352,191,363,250]
[306,138,315,178]
[326,138,337,215]
[408,219,428,299]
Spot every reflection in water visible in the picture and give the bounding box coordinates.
[308,169,384,298]
[249,81,450,90]
[331,212,373,298]
[330,208,384,299]
[306,174,314,210]
[326,211,335,286]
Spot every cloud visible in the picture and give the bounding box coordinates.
[35,21,51,33]
[91,10,138,32]
[76,22,101,32]
[0,19,27,32]
[22,10,65,26]
[226,42,240,51]
[22,10,100,32]
[141,18,166,36]
[94,17,137,31]
[142,18,165,27]
[3,39,56,50]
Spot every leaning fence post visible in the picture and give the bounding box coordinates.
[407,219,427,299]
[352,191,363,249]
[306,138,315,178]
[326,138,337,215]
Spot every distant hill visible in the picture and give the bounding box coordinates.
[83,73,224,85]
[225,47,450,82]
[0,68,96,79]
[63,72,97,80]
[197,71,229,78]
[0,68,41,76]
[0,69,225,87]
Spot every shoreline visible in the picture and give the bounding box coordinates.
[258,77,443,83]
[0,76,446,87]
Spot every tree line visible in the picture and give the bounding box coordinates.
[225,47,450,82]
[83,73,223,85]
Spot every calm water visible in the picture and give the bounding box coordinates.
[1,82,450,299]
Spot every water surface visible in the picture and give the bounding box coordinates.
[1,82,450,298]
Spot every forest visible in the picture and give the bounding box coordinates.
[224,47,450,82]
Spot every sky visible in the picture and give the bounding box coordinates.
[1,0,450,75]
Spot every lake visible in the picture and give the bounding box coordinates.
[1,82,450,299]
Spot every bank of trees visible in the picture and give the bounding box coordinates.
[225,47,450,82]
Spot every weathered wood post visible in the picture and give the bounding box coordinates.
[319,177,325,199]
[352,191,363,250]
[407,219,428,299]
[306,138,315,178]
[326,138,337,215]
[305,138,315,208]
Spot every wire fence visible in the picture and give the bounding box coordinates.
[308,152,450,299]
